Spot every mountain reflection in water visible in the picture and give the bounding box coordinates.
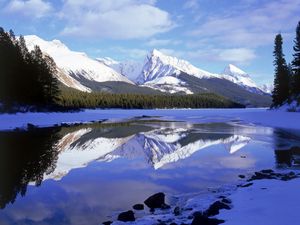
[0,121,300,224]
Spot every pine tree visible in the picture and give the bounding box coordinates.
[272,34,290,106]
[291,21,300,96]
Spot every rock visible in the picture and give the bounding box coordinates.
[144,192,166,209]
[204,201,231,217]
[240,155,246,158]
[192,212,225,225]
[249,172,274,181]
[240,182,253,188]
[117,210,135,222]
[238,174,246,179]
[218,196,226,199]
[157,221,167,225]
[102,221,112,225]
[289,171,296,176]
[221,198,232,204]
[161,203,171,210]
[260,169,274,174]
[27,123,36,130]
[174,206,181,216]
[170,223,178,225]
[133,204,144,210]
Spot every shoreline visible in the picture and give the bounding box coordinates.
[106,170,300,225]
[1,108,300,132]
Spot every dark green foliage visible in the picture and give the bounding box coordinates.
[57,87,244,109]
[0,28,60,108]
[272,34,290,106]
[291,21,300,96]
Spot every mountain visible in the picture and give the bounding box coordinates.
[41,123,252,180]
[260,83,274,94]
[221,64,265,94]
[132,49,271,106]
[136,49,265,94]
[24,35,134,92]
[136,49,216,84]
[24,36,271,106]
[96,57,143,81]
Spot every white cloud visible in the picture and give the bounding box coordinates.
[218,48,256,63]
[155,47,257,65]
[110,47,148,59]
[3,0,53,18]
[183,0,199,10]
[146,38,181,47]
[189,0,300,47]
[60,0,174,39]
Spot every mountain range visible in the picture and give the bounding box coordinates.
[42,123,252,181]
[24,35,272,106]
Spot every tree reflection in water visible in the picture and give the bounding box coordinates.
[0,127,61,209]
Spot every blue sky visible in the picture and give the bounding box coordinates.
[0,0,299,85]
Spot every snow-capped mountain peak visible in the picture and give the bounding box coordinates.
[220,64,266,94]
[223,64,249,78]
[137,49,215,84]
[24,35,134,92]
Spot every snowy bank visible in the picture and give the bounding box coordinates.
[1,108,300,131]
[107,171,300,225]
[275,99,300,112]
[219,177,300,225]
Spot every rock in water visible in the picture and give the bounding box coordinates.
[117,210,135,222]
[144,192,167,209]
[133,204,144,210]
[102,221,112,225]
[192,212,225,225]
[174,206,181,216]
[204,201,231,217]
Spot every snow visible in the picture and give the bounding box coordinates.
[276,100,300,112]
[21,36,271,95]
[1,108,300,131]
[136,49,217,84]
[24,35,133,91]
[97,57,143,82]
[119,174,300,225]
[43,128,133,180]
[220,64,265,94]
[133,49,268,95]
[260,83,273,94]
[219,178,300,225]
[143,76,193,94]
[41,125,252,180]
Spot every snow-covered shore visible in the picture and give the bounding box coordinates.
[275,100,300,112]
[219,178,300,225]
[1,108,300,131]
[109,171,300,225]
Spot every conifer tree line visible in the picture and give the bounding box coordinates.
[58,88,244,109]
[0,27,60,109]
[272,21,300,107]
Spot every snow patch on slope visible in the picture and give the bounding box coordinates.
[97,57,143,82]
[142,76,193,94]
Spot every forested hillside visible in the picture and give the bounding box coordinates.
[57,87,244,109]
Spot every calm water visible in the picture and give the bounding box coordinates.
[0,119,300,225]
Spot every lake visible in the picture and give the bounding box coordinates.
[0,109,300,225]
